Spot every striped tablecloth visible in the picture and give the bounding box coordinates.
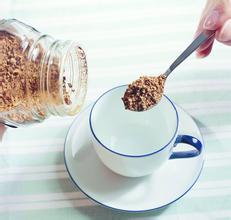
[1,0,231,219]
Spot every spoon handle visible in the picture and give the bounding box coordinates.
[164,30,215,77]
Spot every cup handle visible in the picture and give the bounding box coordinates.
[169,135,202,159]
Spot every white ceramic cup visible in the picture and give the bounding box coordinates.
[89,85,202,177]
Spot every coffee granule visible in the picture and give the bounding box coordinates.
[122,74,166,111]
[0,31,72,123]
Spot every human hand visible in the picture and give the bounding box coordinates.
[195,0,231,58]
[0,124,6,141]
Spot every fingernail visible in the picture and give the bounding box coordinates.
[218,19,231,41]
[203,10,220,29]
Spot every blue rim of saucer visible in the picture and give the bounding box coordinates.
[89,85,179,158]
[64,103,205,213]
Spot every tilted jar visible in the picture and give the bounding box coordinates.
[0,19,88,127]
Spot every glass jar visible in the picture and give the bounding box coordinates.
[0,19,88,127]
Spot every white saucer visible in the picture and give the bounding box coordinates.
[64,104,205,212]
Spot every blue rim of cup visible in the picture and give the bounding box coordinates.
[89,85,179,158]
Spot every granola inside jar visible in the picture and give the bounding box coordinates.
[0,19,88,127]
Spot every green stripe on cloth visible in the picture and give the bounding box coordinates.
[0,179,76,195]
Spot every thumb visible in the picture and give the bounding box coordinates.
[195,9,219,58]
[203,9,220,30]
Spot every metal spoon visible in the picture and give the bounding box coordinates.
[164,30,215,77]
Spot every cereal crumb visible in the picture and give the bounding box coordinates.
[122,74,166,111]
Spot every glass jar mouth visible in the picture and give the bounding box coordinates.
[48,40,88,116]
[61,42,88,115]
